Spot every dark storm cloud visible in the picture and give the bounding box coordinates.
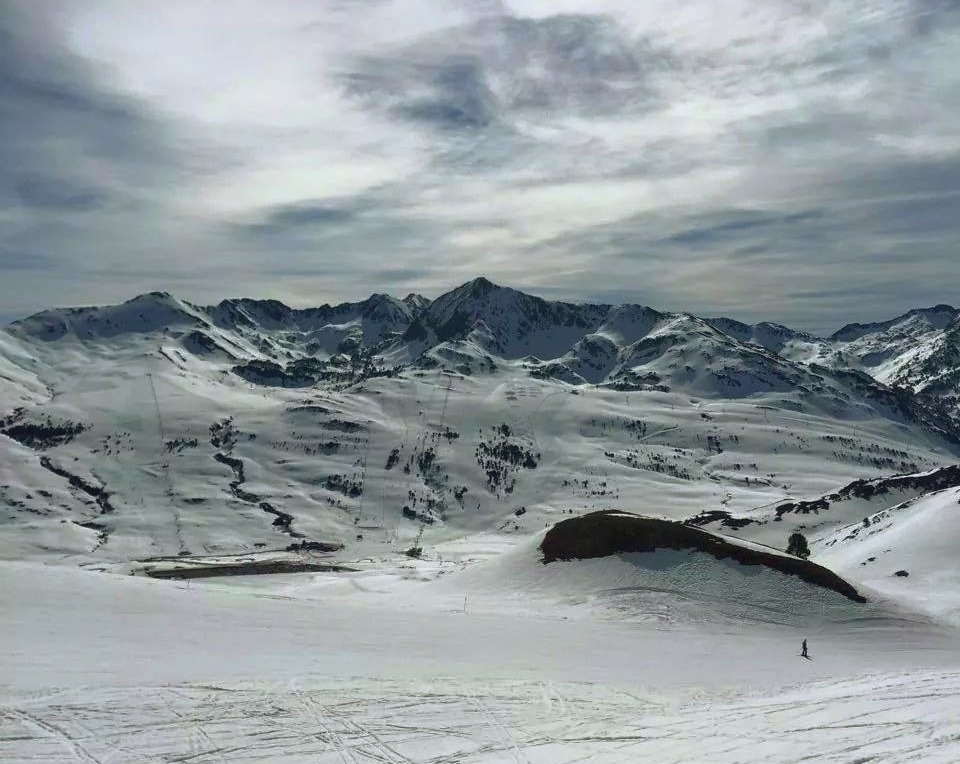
[13,175,106,212]
[239,203,358,236]
[910,0,960,36]
[394,58,500,130]
[0,250,59,272]
[233,188,446,286]
[0,2,198,320]
[663,211,826,247]
[344,13,672,134]
[231,189,425,246]
[0,4,173,206]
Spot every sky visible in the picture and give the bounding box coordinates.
[1,0,959,334]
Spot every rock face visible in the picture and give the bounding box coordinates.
[539,511,867,603]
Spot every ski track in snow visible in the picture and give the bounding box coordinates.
[3,673,960,763]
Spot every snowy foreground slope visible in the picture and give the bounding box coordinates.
[4,514,960,762]
[3,559,960,763]
[4,280,960,761]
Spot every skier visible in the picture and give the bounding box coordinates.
[801,639,809,659]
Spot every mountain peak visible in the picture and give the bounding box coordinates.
[447,276,502,300]
[119,291,183,309]
[832,304,960,342]
[402,293,431,315]
[10,290,205,342]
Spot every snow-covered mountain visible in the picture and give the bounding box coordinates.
[10,289,425,362]
[6,279,958,406]
[828,306,960,419]
[2,277,960,624]
[710,305,960,394]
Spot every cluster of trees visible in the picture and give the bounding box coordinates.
[475,427,540,496]
[2,418,86,450]
[324,473,363,498]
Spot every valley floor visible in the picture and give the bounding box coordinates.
[3,558,960,763]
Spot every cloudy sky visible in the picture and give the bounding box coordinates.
[2,0,958,333]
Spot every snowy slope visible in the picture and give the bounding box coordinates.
[687,464,960,622]
[704,315,819,354]
[9,290,426,367]
[816,486,960,624]
[4,556,960,763]
[1,357,955,567]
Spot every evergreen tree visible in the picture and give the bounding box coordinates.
[786,531,811,559]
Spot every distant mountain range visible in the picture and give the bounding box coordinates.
[7,277,959,414]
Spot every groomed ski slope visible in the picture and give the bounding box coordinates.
[4,548,960,763]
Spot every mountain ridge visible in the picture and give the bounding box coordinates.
[5,276,960,422]
[5,277,955,356]
[8,277,954,352]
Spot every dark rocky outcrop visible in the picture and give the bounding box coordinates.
[775,464,960,517]
[145,560,354,579]
[540,511,866,603]
[685,509,756,529]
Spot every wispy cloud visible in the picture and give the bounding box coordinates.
[1,0,958,331]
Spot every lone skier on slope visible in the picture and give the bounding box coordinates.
[801,639,809,659]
